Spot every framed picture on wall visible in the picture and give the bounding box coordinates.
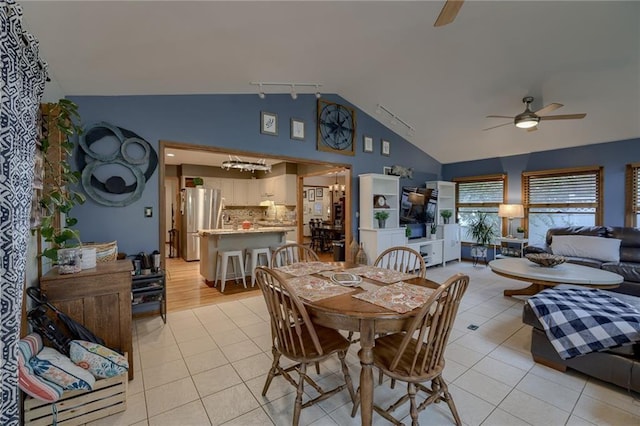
[308,189,315,201]
[303,190,307,199]
[261,111,278,136]
[291,118,305,140]
[383,166,393,175]
[381,139,390,156]
[316,188,323,199]
[363,135,373,153]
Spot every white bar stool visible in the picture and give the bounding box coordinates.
[244,247,271,286]
[216,250,246,292]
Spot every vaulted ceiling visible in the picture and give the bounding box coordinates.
[21,1,640,164]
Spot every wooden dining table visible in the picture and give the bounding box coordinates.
[278,261,440,426]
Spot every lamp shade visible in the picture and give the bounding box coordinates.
[498,204,524,218]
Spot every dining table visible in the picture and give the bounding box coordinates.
[275,261,440,426]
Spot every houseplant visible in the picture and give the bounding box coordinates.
[440,209,452,224]
[466,212,497,259]
[37,99,86,262]
[430,223,437,239]
[374,211,389,228]
[516,226,526,239]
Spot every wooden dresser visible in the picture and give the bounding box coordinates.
[40,259,134,379]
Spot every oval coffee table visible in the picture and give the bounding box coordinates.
[489,257,623,297]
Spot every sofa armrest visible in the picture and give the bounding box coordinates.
[524,245,549,255]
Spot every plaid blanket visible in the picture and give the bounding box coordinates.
[527,288,640,359]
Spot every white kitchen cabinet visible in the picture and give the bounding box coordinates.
[220,179,234,205]
[439,223,461,264]
[261,175,297,205]
[232,179,248,206]
[359,228,406,265]
[246,179,261,205]
[202,177,221,190]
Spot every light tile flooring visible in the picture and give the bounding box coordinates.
[91,262,640,425]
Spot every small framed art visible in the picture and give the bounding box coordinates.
[261,111,278,136]
[308,189,315,201]
[291,118,305,140]
[363,135,373,153]
[383,166,393,175]
[316,188,323,199]
[303,190,307,199]
[381,139,390,156]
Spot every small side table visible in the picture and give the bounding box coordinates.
[132,271,166,323]
[496,237,528,258]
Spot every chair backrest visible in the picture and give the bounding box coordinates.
[271,243,320,267]
[389,273,469,378]
[254,266,323,358]
[374,246,427,278]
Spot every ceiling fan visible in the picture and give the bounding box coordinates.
[434,0,465,27]
[483,96,587,131]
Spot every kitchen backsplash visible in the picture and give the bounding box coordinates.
[223,205,296,224]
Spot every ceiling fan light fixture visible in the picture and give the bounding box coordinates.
[514,116,539,129]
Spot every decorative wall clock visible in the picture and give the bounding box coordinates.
[317,99,356,156]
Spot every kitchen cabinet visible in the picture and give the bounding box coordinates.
[220,179,234,204]
[260,175,297,205]
[40,260,134,380]
[232,179,249,206]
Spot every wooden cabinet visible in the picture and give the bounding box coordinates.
[40,260,134,379]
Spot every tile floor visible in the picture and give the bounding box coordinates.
[91,262,640,425]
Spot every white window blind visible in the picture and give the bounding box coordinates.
[457,180,504,204]
[524,169,600,208]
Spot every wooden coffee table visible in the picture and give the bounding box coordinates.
[489,258,623,297]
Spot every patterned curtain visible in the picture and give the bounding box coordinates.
[0,1,48,424]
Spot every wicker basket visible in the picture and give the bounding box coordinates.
[525,253,566,267]
[82,241,118,263]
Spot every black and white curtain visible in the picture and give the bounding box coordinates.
[0,1,48,424]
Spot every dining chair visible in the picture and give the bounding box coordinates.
[352,273,470,425]
[271,243,320,267]
[254,266,356,426]
[374,246,427,278]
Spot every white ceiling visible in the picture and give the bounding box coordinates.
[21,1,640,164]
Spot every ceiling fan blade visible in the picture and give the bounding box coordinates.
[539,113,587,121]
[534,103,563,116]
[486,115,514,119]
[434,0,464,27]
[482,122,512,131]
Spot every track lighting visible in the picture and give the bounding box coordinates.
[376,104,415,137]
[250,82,323,100]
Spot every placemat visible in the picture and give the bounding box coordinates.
[353,281,435,313]
[344,265,417,284]
[275,261,341,277]
[287,275,356,302]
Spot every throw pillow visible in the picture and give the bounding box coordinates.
[551,235,621,262]
[30,347,95,391]
[18,333,64,402]
[69,340,129,379]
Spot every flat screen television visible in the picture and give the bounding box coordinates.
[400,187,436,239]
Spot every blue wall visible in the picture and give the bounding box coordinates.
[443,137,640,229]
[68,94,440,255]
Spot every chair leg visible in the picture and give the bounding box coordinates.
[338,350,356,404]
[262,347,281,396]
[350,386,360,417]
[408,382,419,426]
[436,376,462,426]
[293,363,307,426]
[315,362,320,375]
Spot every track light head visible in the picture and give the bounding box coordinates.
[290,85,298,100]
[258,91,266,99]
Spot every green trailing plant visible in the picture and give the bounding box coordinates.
[38,99,86,261]
[374,211,389,221]
[466,212,497,246]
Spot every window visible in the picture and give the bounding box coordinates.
[625,163,640,227]
[523,166,603,246]
[454,174,506,243]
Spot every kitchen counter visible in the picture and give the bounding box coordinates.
[199,226,294,236]
[198,227,293,283]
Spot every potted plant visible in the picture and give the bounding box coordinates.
[440,209,452,224]
[374,211,389,228]
[430,223,438,240]
[37,100,86,264]
[405,225,412,242]
[516,226,526,239]
[467,212,497,259]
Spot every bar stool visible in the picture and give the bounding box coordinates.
[216,250,247,292]
[244,247,271,286]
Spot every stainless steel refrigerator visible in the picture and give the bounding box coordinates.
[180,187,222,261]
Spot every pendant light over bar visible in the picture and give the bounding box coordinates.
[376,104,415,137]
[221,156,271,173]
[250,82,322,99]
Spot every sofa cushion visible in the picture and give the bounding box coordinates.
[545,226,610,247]
[602,262,640,283]
[551,235,621,262]
[564,257,605,269]
[18,334,64,403]
[30,347,95,391]
[610,227,640,263]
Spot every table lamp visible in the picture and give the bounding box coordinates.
[498,204,524,238]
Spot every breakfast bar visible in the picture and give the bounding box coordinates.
[198,227,295,283]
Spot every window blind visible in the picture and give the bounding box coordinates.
[457,179,504,204]
[629,165,640,214]
[523,169,600,207]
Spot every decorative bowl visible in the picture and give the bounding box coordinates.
[525,253,566,267]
